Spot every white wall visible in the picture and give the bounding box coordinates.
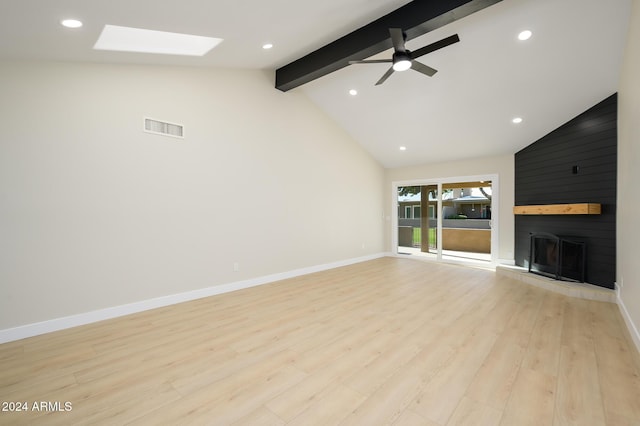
[618,0,640,349]
[384,154,514,261]
[0,61,385,330]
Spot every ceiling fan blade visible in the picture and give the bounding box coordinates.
[410,60,438,77]
[375,67,395,86]
[349,59,393,65]
[411,34,460,59]
[389,28,406,53]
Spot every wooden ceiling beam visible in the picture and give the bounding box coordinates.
[275,0,502,92]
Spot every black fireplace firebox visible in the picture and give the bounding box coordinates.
[529,233,586,282]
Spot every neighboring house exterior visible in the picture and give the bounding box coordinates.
[398,188,491,226]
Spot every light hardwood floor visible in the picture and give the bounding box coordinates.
[1,257,639,425]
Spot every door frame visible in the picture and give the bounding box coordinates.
[391,173,499,267]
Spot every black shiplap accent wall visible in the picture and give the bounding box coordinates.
[514,94,617,289]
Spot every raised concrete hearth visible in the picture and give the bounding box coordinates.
[496,264,616,303]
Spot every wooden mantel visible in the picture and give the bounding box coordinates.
[513,203,601,215]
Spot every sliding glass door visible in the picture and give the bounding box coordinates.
[396,176,496,265]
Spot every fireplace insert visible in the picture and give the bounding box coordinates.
[529,233,586,282]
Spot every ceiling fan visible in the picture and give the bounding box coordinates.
[349,28,460,86]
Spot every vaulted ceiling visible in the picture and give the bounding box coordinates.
[0,0,632,168]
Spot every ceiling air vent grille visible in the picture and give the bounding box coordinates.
[144,117,184,138]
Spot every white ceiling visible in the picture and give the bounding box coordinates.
[0,0,632,168]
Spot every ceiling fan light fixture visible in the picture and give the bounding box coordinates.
[393,58,411,72]
[392,51,412,72]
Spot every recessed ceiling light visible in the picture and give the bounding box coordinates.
[61,19,83,29]
[93,25,222,56]
[512,117,523,124]
[518,30,532,41]
[349,89,358,96]
[262,43,273,50]
[399,146,407,151]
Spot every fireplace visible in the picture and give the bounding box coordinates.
[529,233,586,282]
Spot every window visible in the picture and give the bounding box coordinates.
[413,206,421,219]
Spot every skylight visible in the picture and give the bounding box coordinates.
[93,25,223,56]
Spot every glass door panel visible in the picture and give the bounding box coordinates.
[441,180,492,262]
[397,185,422,255]
[397,185,438,257]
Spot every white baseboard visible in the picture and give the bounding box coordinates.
[617,293,640,354]
[0,253,386,344]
